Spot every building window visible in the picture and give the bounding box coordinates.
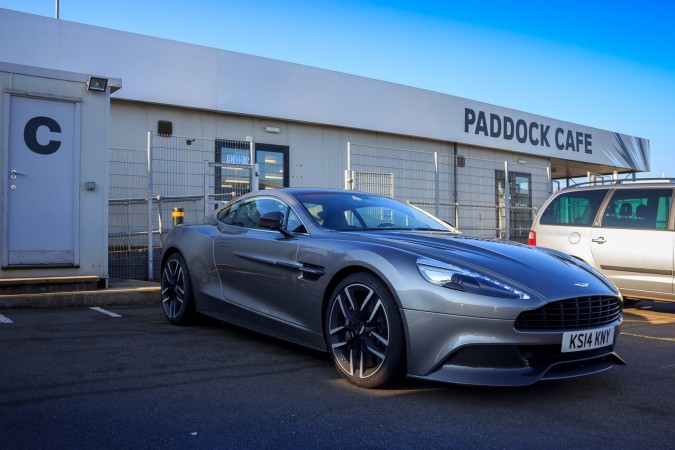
[255,143,289,190]
[214,139,251,201]
[495,170,532,243]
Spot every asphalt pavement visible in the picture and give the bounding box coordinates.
[0,301,673,449]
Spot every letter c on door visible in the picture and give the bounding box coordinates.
[24,116,62,155]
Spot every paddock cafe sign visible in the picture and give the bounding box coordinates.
[458,101,649,172]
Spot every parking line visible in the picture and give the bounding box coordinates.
[621,332,675,343]
[89,307,122,318]
[0,314,13,324]
[623,315,675,324]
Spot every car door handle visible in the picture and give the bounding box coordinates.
[591,237,607,244]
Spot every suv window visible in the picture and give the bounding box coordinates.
[539,189,608,226]
[600,188,672,230]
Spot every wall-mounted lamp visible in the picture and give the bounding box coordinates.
[264,126,281,134]
[87,76,108,92]
[186,139,196,146]
[517,159,528,165]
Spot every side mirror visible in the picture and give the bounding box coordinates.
[259,210,295,238]
[259,210,284,229]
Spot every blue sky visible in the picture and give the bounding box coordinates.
[2,0,674,177]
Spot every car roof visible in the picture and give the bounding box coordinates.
[558,178,675,192]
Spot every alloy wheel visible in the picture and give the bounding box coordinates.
[327,282,390,380]
[161,257,186,320]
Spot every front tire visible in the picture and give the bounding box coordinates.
[325,273,406,388]
[161,253,195,325]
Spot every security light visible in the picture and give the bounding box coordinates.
[87,76,108,92]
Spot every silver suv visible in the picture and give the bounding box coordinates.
[529,179,674,303]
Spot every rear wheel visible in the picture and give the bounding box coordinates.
[325,273,406,388]
[161,253,195,325]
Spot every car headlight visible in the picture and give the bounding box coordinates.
[417,257,530,300]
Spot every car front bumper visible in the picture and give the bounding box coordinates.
[401,308,624,386]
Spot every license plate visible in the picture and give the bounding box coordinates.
[561,325,615,353]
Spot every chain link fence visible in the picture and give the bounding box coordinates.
[347,142,551,241]
[109,133,256,280]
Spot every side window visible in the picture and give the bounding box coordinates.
[216,197,282,229]
[216,202,241,226]
[539,190,608,226]
[601,188,672,230]
[286,209,307,234]
[216,199,258,228]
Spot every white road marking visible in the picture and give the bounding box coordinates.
[0,314,13,324]
[89,307,122,318]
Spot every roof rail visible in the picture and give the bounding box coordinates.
[562,178,675,189]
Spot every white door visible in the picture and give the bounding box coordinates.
[589,187,674,297]
[2,94,80,267]
[589,227,673,295]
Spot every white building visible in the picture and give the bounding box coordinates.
[0,8,649,284]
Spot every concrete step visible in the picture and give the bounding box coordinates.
[0,276,100,295]
[0,278,160,309]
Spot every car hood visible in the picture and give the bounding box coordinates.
[347,231,617,301]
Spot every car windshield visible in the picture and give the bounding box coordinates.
[293,191,454,232]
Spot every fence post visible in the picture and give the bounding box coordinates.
[156,196,162,246]
[344,170,355,190]
[434,152,440,217]
[347,141,351,170]
[454,203,459,229]
[147,131,154,281]
[504,160,510,241]
[249,139,255,173]
[204,160,210,216]
[345,142,352,190]
[453,143,459,229]
[251,163,260,192]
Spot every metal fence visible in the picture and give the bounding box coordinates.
[109,136,551,281]
[346,142,551,241]
[109,133,256,280]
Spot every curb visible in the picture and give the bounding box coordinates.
[0,283,160,309]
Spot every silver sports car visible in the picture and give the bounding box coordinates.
[160,188,624,388]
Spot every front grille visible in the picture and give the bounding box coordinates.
[515,296,622,330]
